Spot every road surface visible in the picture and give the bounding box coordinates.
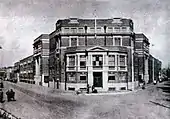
[0,81,170,119]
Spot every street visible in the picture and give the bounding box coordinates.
[0,81,170,119]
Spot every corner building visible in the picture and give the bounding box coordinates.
[49,18,138,92]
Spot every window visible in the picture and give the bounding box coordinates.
[92,55,103,68]
[90,28,95,33]
[122,27,127,30]
[97,27,102,33]
[120,55,125,66]
[115,37,121,46]
[108,55,115,69]
[68,73,75,81]
[78,28,84,33]
[71,28,77,33]
[107,27,113,33]
[80,75,86,81]
[71,38,77,46]
[119,55,126,70]
[68,56,75,70]
[108,76,115,81]
[108,55,115,66]
[64,28,70,33]
[80,55,86,70]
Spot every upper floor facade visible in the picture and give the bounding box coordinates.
[19,55,34,74]
[49,18,135,54]
[135,33,150,56]
[33,34,49,57]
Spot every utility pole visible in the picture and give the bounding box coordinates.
[93,9,97,39]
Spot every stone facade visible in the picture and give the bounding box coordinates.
[13,62,20,82]
[19,55,34,83]
[49,18,138,91]
[33,34,49,86]
[135,34,150,84]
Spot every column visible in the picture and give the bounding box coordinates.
[144,56,149,83]
[103,53,108,91]
[88,54,93,86]
[152,58,155,82]
[131,49,135,91]
[35,58,38,76]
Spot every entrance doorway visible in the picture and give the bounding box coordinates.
[93,72,103,87]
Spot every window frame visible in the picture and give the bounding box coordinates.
[113,36,122,46]
[69,36,78,47]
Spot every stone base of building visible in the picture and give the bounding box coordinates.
[34,76,41,85]
[59,81,139,92]
[144,74,149,83]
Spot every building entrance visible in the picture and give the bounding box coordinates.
[93,72,103,87]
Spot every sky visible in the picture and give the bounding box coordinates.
[0,0,170,67]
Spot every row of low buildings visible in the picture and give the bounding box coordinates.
[1,17,162,92]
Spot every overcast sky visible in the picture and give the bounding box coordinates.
[0,0,170,67]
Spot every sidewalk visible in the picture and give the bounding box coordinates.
[11,82,75,96]
[9,81,155,97]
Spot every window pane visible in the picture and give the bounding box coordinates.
[97,27,102,33]
[71,38,77,46]
[69,56,75,66]
[108,55,115,66]
[115,38,121,46]
[90,28,95,33]
[80,76,86,80]
[78,28,84,33]
[64,28,69,33]
[107,27,113,33]
[71,28,77,33]
[120,55,125,66]
[108,76,115,80]
[93,55,103,68]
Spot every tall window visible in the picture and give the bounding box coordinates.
[108,55,115,70]
[93,55,103,69]
[71,38,77,46]
[115,37,121,46]
[68,56,75,70]
[119,55,126,70]
[80,55,86,70]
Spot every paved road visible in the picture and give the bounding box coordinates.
[0,82,84,119]
[1,81,170,119]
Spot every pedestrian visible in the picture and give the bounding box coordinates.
[10,89,15,101]
[0,88,4,103]
[87,84,90,94]
[6,90,11,102]
[92,85,94,92]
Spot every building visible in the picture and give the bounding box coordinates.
[5,66,14,81]
[49,18,138,91]
[33,34,49,86]
[13,62,20,82]
[19,55,34,83]
[0,67,7,80]
[135,34,150,84]
[148,55,162,83]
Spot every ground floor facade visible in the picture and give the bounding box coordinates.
[51,46,139,92]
